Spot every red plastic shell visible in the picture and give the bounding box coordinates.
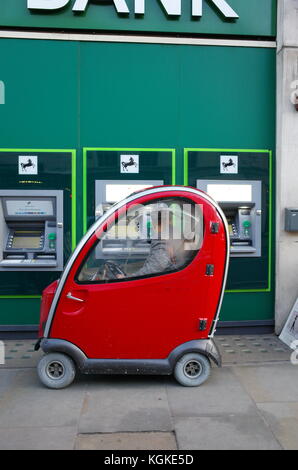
[45,189,228,360]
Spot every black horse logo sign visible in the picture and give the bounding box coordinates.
[222,158,236,171]
[121,155,139,173]
[20,158,35,172]
[19,156,37,174]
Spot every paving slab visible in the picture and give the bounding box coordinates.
[0,340,42,369]
[174,416,282,450]
[166,367,256,417]
[75,432,177,450]
[0,426,77,450]
[78,375,173,434]
[232,364,298,403]
[257,402,298,450]
[216,335,291,365]
[0,368,20,393]
[0,368,86,429]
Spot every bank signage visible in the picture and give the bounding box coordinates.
[0,0,277,37]
[27,0,239,19]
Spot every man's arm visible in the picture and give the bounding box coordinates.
[128,241,173,278]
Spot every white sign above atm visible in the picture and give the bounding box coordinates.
[27,0,239,18]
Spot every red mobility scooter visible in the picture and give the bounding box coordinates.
[35,186,229,389]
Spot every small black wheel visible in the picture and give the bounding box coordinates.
[37,353,76,389]
[174,353,211,387]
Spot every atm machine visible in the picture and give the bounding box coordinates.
[197,180,262,257]
[0,190,63,271]
[94,180,163,261]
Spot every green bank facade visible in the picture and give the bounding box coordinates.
[0,0,277,334]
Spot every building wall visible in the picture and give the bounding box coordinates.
[275,0,298,333]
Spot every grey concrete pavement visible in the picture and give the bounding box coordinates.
[0,360,298,450]
[78,375,173,434]
[174,415,281,450]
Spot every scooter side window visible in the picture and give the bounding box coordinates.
[76,198,203,284]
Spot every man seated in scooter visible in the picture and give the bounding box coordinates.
[116,210,179,279]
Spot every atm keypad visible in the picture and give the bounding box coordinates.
[229,224,238,238]
[40,235,44,248]
[7,236,13,248]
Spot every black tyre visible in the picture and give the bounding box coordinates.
[37,353,76,389]
[174,352,211,387]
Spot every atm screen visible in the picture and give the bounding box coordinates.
[5,199,54,217]
[11,231,43,249]
[206,184,252,202]
[105,184,154,203]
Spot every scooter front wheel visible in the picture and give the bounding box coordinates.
[37,353,76,389]
[174,353,211,387]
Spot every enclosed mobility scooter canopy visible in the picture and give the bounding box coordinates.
[37,186,229,388]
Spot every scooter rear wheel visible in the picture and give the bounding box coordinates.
[37,353,76,389]
[174,353,211,387]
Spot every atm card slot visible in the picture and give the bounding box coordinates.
[230,246,256,253]
[32,260,57,266]
[231,241,251,246]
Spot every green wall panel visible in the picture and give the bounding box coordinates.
[0,298,40,325]
[79,43,180,148]
[0,39,78,149]
[220,291,274,323]
[178,46,276,148]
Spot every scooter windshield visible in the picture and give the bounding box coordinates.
[76,197,203,283]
